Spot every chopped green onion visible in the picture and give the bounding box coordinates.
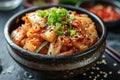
[38,10,49,18]
[51,7,57,11]
[43,10,49,17]
[69,23,73,36]
[69,23,72,30]
[56,22,62,30]
[70,30,76,36]
[47,7,68,25]
[55,22,64,35]
[61,21,68,25]
[48,15,56,25]
[35,41,48,53]
[56,29,64,35]
[38,11,43,17]
[38,7,70,34]
[56,8,68,21]
[48,8,57,25]
[57,8,68,17]
[69,14,74,19]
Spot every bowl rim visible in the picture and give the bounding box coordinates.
[4,4,106,59]
[76,0,120,23]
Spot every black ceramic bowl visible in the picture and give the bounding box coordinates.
[4,5,106,79]
[76,0,120,28]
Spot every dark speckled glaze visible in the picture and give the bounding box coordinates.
[4,5,107,79]
[76,0,120,28]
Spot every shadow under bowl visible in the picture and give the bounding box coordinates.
[4,5,107,79]
[76,0,120,29]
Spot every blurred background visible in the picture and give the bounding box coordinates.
[0,0,84,10]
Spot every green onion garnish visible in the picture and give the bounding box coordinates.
[48,9,57,25]
[56,8,68,21]
[69,14,74,20]
[56,22,62,30]
[69,23,72,30]
[70,30,76,36]
[55,22,64,35]
[35,41,48,53]
[56,29,64,35]
[38,10,49,18]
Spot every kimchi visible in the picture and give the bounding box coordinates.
[11,7,99,56]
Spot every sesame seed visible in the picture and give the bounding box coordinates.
[101,59,107,65]
[95,76,97,78]
[83,73,86,76]
[75,36,78,38]
[85,28,87,30]
[89,76,92,78]
[103,71,106,74]
[91,72,94,74]
[117,70,120,74]
[109,71,112,74]
[96,67,100,70]
[93,78,96,80]
[85,34,88,37]
[61,37,63,40]
[97,61,100,64]
[94,76,97,80]
[100,71,103,74]
[102,55,106,58]
[104,74,108,78]
[97,74,100,77]
[94,57,97,59]
[113,63,117,66]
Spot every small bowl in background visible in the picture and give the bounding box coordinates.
[4,5,106,79]
[24,0,59,8]
[76,0,120,29]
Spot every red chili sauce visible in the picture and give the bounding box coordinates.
[84,4,120,22]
